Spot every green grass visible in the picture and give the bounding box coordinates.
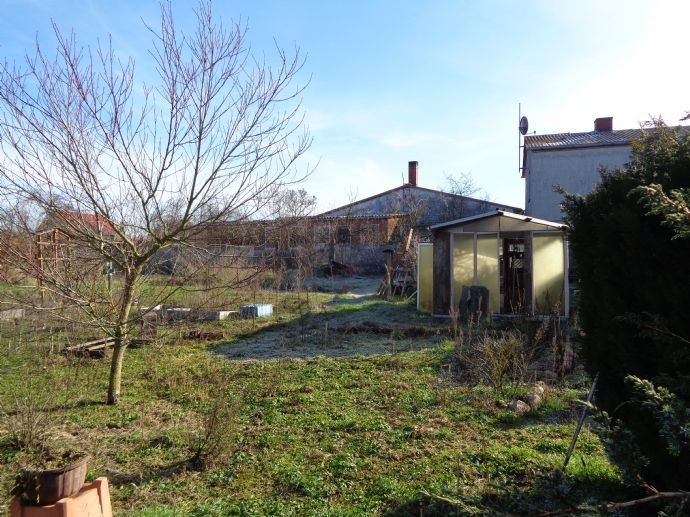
[0,282,625,515]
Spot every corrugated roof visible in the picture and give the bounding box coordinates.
[313,213,407,221]
[430,210,567,231]
[524,128,644,150]
[316,184,522,219]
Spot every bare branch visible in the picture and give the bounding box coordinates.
[0,0,311,404]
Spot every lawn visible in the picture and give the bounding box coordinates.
[0,278,625,515]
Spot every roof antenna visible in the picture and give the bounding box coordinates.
[518,103,529,177]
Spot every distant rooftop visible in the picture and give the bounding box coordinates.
[40,209,117,237]
[524,128,644,150]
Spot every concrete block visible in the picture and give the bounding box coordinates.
[196,310,239,321]
[11,477,112,517]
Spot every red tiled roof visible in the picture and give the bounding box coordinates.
[52,210,117,236]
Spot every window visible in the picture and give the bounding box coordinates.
[313,226,330,244]
[336,226,351,244]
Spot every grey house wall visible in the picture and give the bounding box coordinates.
[524,145,632,221]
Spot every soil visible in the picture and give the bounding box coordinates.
[19,449,87,471]
[215,276,447,360]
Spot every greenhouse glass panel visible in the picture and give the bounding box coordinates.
[532,233,565,315]
[417,244,433,313]
[453,234,474,311]
[476,234,500,314]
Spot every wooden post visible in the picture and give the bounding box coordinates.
[36,232,45,306]
[563,373,599,468]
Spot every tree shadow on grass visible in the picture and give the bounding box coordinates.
[212,300,447,361]
[0,398,107,417]
[386,470,633,516]
[491,405,575,430]
[104,456,209,487]
[478,469,637,515]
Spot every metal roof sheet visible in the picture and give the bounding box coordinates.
[430,210,567,231]
[524,128,643,150]
[313,213,407,221]
[524,125,690,151]
[315,184,522,218]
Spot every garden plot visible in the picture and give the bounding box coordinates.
[216,277,446,360]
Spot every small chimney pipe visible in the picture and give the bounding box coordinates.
[408,161,418,186]
[594,117,613,132]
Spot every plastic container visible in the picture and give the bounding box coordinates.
[240,304,273,318]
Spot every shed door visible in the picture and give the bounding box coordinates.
[453,233,499,316]
[502,237,526,313]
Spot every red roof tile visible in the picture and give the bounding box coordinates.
[52,210,117,236]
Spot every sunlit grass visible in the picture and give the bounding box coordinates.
[0,282,624,515]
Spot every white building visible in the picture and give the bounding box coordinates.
[523,117,642,221]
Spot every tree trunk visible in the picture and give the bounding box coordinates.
[107,334,127,405]
[106,270,137,405]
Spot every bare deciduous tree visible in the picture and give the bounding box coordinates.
[0,1,311,404]
[440,172,489,220]
[268,188,317,220]
[441,172,483,199]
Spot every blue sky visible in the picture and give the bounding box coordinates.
[1,0,687,212]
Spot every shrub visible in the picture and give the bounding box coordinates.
[597,376,690,488]
[0,370,53,452]
[186,364,241,471]
[454,326,533,397]
[563,123,690,489]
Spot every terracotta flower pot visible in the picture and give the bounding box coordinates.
[19,454,88,506]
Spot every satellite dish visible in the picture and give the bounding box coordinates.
[519,116,529,136]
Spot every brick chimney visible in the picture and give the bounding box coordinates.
[594,117,613,132]
[408,161,419,186]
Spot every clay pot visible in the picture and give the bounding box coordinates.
[19,454,88,505]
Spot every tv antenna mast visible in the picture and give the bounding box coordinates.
[518,103,529,176]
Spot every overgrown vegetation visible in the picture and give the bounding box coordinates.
[0,278,626,515]
[0,0,311,405]
[563,122,690,492]
[453,312,574,399]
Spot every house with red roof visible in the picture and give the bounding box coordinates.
[34,209,120,277]
[36,209,118,238]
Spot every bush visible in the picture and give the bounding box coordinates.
[186,364,241,471]
[453,314,574,397]
[563,123,690,489]
[454,326,534,397]
[598,376,690,489]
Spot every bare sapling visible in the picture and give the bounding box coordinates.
[0,1,312,403]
